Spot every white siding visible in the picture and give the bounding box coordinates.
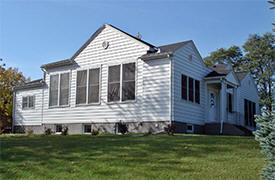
[237,74,259,126]
[142,58,171,121]
[14,88,43,125]
[172,42,212,125]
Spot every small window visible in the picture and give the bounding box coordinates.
[186,124,194,133]
[195,80,200,104]
[55,124,62,133]
[84,125,91,133]
[227,93,233,113]
[181,75,187,100]
[108,65,121,102]
[22,96,35,110]
[188,77,194,102]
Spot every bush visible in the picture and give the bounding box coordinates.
[26,129,33,135]
[254,111,275,180]
[164,124,176,136]
[44,128,52,135]
[117,121,128,135]
[91,129,100,136]
[61,126,68,136]
[144,127,154,136]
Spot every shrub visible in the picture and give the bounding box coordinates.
[254,111,275,180]
[164,124,176,136]
[117,121,128,135]
[144,127,154,136]
[91,129,100,136]
[0,129,4,135]
[26,129,33,135]
[61,126,68,136]
[44,128,53,135]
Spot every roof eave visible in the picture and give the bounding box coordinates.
[140,52,173,61]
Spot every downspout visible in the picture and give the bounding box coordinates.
[12,90,16,133]
[219,77,225,134]
[41,68,46,127]
[169,54,173,126]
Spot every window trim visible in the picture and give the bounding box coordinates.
[83,124,92,134]
[181,74,200,105]
[22,95,35,110]
[48,71,71,108]
[186,124,194,133]
[55,124,62,134]
[107,61,137,104]
[75,65,101,106]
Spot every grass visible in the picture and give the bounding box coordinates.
[0,134,264,180]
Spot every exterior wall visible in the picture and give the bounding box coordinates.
[14,25,172,133]
[237,74,259,126]
[172,42,212,125]
[14,87,43,126]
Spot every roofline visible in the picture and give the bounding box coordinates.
[14,79,44,91]
[140,52,173,61]
[40,59,72,69]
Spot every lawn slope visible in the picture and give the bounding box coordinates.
[0,134,264,180]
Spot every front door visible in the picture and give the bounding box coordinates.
[209,90,217,122]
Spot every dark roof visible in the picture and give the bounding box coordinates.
[40,59,72,69]
[14,79,44,90]
[205,64,231,78]
[235,72,249,81]
[158,40,192,53]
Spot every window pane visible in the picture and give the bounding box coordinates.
[122,81,135,101]
[195,80,200,104]
[50,75,59,106]
[181,75,187,100]
[123,63,135,81]
[60,73,70,106]
[29,96,35,108]
[76,70,87,104]
[109,65,120,83]
[22,97,28,109]
[189,77,194,102]
[228,93,232,113]
[56,124,62,133]
[88,68,100,103]
[108,83,120,102]
[88,85,99,103]
[84,125,91,133]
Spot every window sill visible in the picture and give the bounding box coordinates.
[76,102,101,107]
[106,99,136,105]
[49,105,70,109]
[180,99,200,107]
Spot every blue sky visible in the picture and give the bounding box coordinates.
[0,0,274,80]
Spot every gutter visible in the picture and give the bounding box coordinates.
[140,52,173,61]
[12,91,16,133]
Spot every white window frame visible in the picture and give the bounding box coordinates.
[107,60,137,104]
[75,65,101,106]
[83,124,92,134]
[22,95,35,110]
[49,71,71,108]
[186,124,194,134]
[181,74,200,106]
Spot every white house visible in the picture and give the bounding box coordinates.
[13,24,260,135]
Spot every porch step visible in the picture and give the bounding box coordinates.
[204,123,253,136]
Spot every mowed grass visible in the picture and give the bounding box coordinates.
[0,134,264,180]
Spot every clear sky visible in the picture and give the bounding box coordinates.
[0,0,274,80]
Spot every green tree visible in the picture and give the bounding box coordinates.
[267,0,275,32]
[0,59,28,131]
[254,111,275,180]
[242,33,275,111]
[204,45,243,70]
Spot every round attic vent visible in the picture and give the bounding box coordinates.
[102,41,109,49]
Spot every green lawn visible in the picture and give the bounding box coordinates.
[0,134,264,180]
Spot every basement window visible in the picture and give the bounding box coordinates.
[186,124,194,134]
[55,124,62,134]
[84,125,91,133]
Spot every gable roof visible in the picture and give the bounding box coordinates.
[14,79,44,90]
[158,41,192,53]
[41,24,157,69]
[235,72,249,82]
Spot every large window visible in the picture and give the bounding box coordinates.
[122,63,135,101]
[22,96,35,110]
[181,74,200,104]
[108,63,136,102]
[49,73,70,107]
[244,99,256,127]
[76,68,100,105]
